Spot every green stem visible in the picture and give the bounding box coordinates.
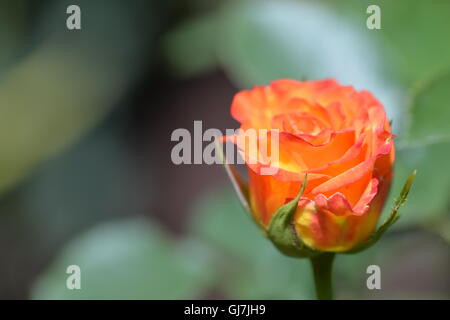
[310,253,335,300]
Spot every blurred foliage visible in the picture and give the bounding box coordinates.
[389,71,450,228]
[405,71,450,146]
[334,0,450,87]
[34,190,314,299]
[0,44,124,195]
[0,0,156,195]
[0,0,26,71]
[336,228,450,299]
[20,119,135,244]
[0,113,142,298]
[164,13,218,77]
[29,187,450,299]
[32,218,215,299]
[391,142,450,226]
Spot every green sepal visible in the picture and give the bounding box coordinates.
[346,170,417,254]
[267,174,319,258]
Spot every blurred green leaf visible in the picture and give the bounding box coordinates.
[0,0,155,196]
[0,44,126,195]
[219,0,370,84]
[388,143,450,226]
[331,0,450,87]
[426,218,450,244]
[377,0,450,86]
[335,229,450,299]
[190,189,314,299]
[404,71,450,146]
[163,13,218,77]
[32,218,215,299]
[0,0,26,72]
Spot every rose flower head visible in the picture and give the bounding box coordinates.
[224,79,397,253]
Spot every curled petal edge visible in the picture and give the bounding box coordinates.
[344,170,417,254]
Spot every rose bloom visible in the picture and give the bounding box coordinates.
[227,79,395,252]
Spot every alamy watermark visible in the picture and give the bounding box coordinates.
[366,5,381,30]
[366,264,381,290]
[66,265,81,290]
[66,5,81,30]
[170,121,280,175]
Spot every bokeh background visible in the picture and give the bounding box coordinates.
[0,0,449,299]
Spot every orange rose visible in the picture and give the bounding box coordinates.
[227,79,395,252]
